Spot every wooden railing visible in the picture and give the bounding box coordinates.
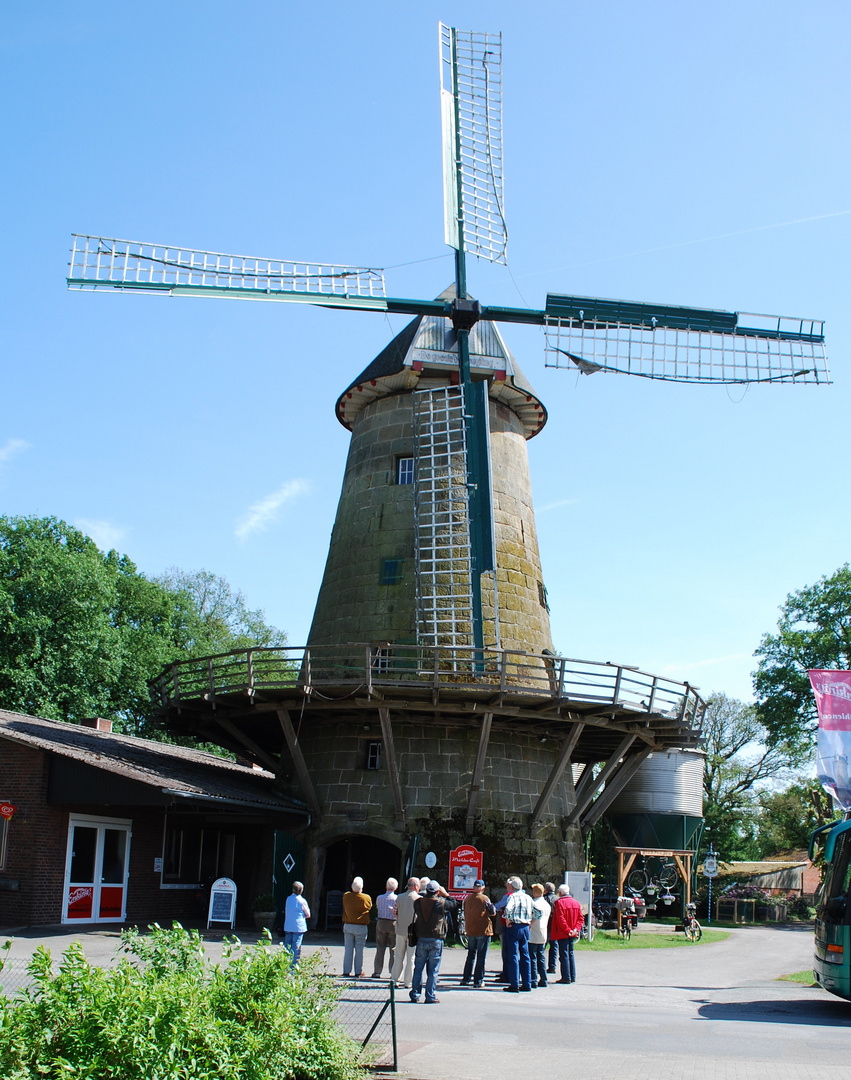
[149,644,705,730]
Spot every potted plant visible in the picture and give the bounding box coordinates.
[252,893,277,932]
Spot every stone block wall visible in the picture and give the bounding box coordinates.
[297,716,584,885]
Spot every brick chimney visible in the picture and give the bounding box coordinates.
[80,717,113,733]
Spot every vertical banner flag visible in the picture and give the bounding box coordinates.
[808,670,851,810]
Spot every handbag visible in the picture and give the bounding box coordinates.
[407,921,417,948]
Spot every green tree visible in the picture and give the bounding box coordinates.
[753,564,851,757]
[0,516,284,737]
[754,779,834,858]
[155,566,286,655]
[702,692,799,860]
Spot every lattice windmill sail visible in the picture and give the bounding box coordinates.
[67,22,829,658]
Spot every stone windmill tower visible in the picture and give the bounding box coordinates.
[308,298,552,661]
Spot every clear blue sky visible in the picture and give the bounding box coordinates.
[2,1,848,706]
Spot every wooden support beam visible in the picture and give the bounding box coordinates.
[212,716,280,775]
[276,709,322,820]
[565,734,637,827]
[530,722,585,825]
[465,712,493,835]
[378,707,406,829]
[579,745,653,832]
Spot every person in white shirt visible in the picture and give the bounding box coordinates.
[391,877,421,988]
[371,877,398,978]
[529,883,550,987]
[283,881,311,967]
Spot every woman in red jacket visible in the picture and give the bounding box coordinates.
[549,884,584,983]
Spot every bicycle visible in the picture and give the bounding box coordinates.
[626,856,678,896]
[684,903,702,942]
[579,910,596,943]
[616,897,637,941]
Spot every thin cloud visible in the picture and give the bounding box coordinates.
[74,518,127,551]
[235,479,310,541]
[538,497,580,513]
[0,438,31,469]
[658,652,752,674]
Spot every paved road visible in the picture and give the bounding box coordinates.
[3,922,848,1079]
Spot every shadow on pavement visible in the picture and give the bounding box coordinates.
[696,997,851,1026]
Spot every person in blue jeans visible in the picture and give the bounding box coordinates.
[502,876,535,992]
[409,880,458,1004]
[283,881,311,967]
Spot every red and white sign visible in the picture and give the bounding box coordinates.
[810,670,851,810]
[66,886,94,920]
[448,845,484,895]
[0,804,16,820]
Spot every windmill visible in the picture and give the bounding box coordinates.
[67,23,829,659]
[70,25,829,885]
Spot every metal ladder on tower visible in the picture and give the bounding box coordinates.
[412,386,475,660]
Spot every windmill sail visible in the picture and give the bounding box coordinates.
[67,234,386,301]
[544,293,828,384]
[440,23,507,265]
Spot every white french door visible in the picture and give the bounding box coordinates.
[63,815,131,923]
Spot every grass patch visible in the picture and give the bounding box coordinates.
[575,928,730,950]
[778,969,817,985]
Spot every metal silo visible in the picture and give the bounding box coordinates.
[606,749,704,850]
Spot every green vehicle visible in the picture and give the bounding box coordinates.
[811,815,851,1001]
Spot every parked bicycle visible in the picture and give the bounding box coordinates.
[616,896,638,941]
[684,902,702,942]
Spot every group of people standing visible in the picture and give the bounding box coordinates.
[339,873,584,1005]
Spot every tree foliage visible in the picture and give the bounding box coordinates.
[702,692,798,860]
[754,779,834,859]
[753,564,851,757]
[0,516,284,736]
[154,567,287,655]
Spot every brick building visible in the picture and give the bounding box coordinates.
[0,710,307,928]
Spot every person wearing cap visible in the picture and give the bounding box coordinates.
[409,880,458,1005]
[502,875,534,993]
[460,879,496,988]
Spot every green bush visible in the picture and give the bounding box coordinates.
[0,923,365,1080]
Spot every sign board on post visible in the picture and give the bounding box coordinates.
[565,871,593,915]
[207,877,237,930]
[448,845,483,898]
[703,855,718,879]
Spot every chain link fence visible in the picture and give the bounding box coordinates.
[334,977,397,1071]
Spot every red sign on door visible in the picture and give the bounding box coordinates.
[448,845,484,895]
[66,886,94,919]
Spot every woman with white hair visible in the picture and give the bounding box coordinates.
[549,883,584,983]
[342,876,373,977]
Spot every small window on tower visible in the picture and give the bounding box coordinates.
[381,558,402,585]
[538,580,550,612]
[396,457,415,485]
[366,741,382,770]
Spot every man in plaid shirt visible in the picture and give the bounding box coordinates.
[502,876,537,992]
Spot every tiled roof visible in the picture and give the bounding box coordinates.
[0,709,306,814]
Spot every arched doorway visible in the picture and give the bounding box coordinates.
[318,835,402,930]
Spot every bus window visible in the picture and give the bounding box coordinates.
[821,831,851,924]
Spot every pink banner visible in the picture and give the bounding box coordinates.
[808,670,851,731]
[810,670,851,810]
